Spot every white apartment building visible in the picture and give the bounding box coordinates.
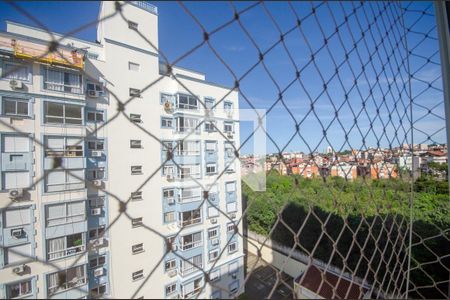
[0,1,244,299]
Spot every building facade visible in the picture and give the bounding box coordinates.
[0,1,244,299]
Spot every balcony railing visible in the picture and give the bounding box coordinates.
[181,287,201,299]
[47,245,85,261]
[180,240,202,251]
[47,277,87,296]
[178,217,201,228]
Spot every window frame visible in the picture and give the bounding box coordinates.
[44,101,83,125]
[165,283,177,297]
[44,168,85,193]
[131,165,143,175]
[2,97,30,117]
[177,93,198,110]
[6,279,33,299]
[209,248,220,262]
[2,61,30,82]
[129,88,141,98]
[228,241,238,254]
[132,270,144,281]
[89,255,106,269]
[130,139,142,149]
[86,110,104,123]
[161,117,173,128]
[45,200,86,227]
[130,113,142,123]
[206,163,217,175]
[132,243,144,254]
[131,217,143,228]
[43,67,83,94]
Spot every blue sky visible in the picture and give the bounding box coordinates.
[0,1,445,154]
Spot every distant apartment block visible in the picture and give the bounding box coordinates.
[0,1,244,299]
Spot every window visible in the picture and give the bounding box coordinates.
[89,226,105,240]
[228,242,237,254]
[129,88,141,97]
[227,223,235,233]
[161,93,175,104]
[210,269,220,282]
[44,102,83,125]
[166,283,177,296]
[163,189,175,204]
[208,228,219,239]
[87,110,104,122]
[177,94,198,110]
[131,191,143,201]
[211,290,221,299]
[88,168,105,180]
[165,259,176,272]
[176,140,200,156]
[45,169,85,192]
[161,117,173,128]
[226,202,237,213]
[44,68,82,94]
[89,255,106,268]
[176,116,199,133]
[204,121,216,132]
[206,163,217,175]
[179,209,201,227]
[89,196,105,208]
[181,277,202,298]
[229,280,239,295]
[47,265,86,295]
[6,280,32,299]
[130,113,142,123]
[2,97,29,117]
[209,249,220,261]
[205,141,217,152]
[86,82,104,94]
[205,97,215,110]
[132,270,144,281]
[228,261,238,275]
[132,243,144,254]
[131,166,143,175]
[208,205,219,218]
[46,201,85,227]
[224,101,233,112]
[132,217,143,228]
[128,21,138,30]
[4,207,31,228]
[224,121,234,133]
[2,62,28,81]
[130,140,142,148]
[179,165,201,179]
[164,211,175,223]
[90,285,107,298]
[180,254,202,276]
[45,136,83,157]
[181,232,202,250]
[87,140,104,151]
[163,166,174,177]
[226,182,237,197]
[225,142,234,158]
[129,62,140,71]
[47,233,85,260]
[179,187,201,203]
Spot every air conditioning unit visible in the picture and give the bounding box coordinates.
[91,208,102,215]
[227,133,234,139]
[11,228,23,239]
[91,150,102,157]
[168,269,177,277]
[9,79,23,90]
[12,264,26,274]
[211,238,219,246]
[164,101,174,113]
[230,213,236,219]
[92,180,102,187]
[9,189,24,201]
[87,90,103,98]
[226,110,233,118]
[166,174,174,181]
[231,272,237,279]
[167,197,175,205]
[94,267,104,277]
[92,238,105,248]
[210,218,217,224]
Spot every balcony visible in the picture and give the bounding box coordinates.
[178,217,201,228]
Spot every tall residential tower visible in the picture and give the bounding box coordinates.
[0,2,244,299]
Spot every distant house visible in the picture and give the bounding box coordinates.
[294,265,372,299]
